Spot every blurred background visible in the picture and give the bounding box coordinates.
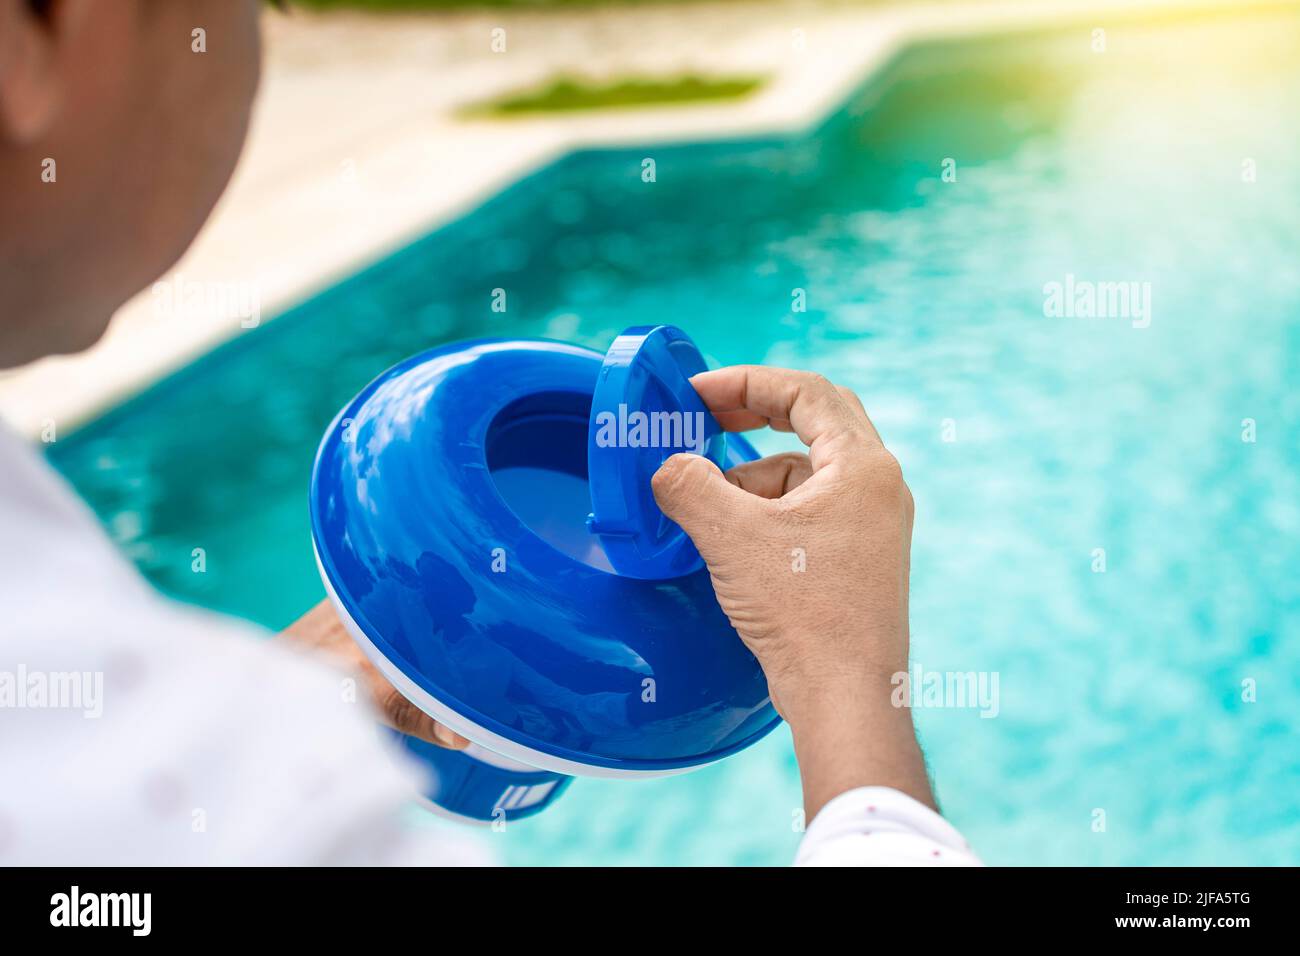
[5,0,1298,864]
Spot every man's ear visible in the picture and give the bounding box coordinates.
[0,0,94,144]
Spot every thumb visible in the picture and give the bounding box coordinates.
[652,453,754,563]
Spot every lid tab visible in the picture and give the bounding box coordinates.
[587,325,726,579]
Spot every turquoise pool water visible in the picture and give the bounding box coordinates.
[50,11,1300,865]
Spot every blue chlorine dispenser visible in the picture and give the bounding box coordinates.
[309,325,780,824]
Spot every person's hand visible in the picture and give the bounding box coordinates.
[283,600,470,751]
[652,366,932,817]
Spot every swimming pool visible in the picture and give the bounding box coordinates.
[50,10,1300,865]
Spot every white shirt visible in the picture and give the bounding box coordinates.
[0,423,978,866]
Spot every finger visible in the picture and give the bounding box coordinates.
[712,386,875,439]
[652,453,760,565]
[725,452,814,499]
[375,680,470,750]
[835,384,877,436]
[712,409,797,434]
[691,366,879,470]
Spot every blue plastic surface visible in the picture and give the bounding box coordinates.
[587,326,726,579]
[310,338,780,776]
[395,733,572,824]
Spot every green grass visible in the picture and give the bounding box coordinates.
[462,74,765,116]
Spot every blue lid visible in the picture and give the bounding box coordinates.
[587,326,726,580]
[309,338,780,778]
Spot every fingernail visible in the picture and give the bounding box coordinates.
[435,725,470,749]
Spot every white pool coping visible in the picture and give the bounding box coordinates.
[0,0,1291,439]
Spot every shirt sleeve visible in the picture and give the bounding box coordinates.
[0,428,494,866]
[794,786,983,866]
[1,590,496,866]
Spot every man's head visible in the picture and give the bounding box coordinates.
[0,0,262,367]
